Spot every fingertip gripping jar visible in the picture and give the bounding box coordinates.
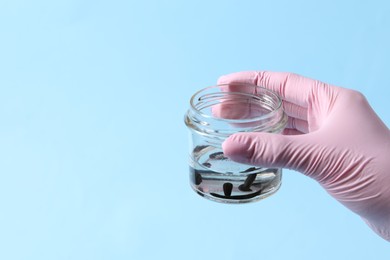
[184,83,287,203]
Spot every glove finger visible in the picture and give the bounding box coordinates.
[222,132,310,171]
[218,71,330,108]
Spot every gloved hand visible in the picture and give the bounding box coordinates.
[218,71,390,241]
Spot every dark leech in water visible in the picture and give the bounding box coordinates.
[223,182,233,197]
[240,167,258,173]
[195,172,202,185]
[193,145,208,154]
[210,187,263,200]
[202,162,211,168]
[190,167,203,185]
[238,173,257,192]
[209,152,227,160]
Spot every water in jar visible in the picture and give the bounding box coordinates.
[189,144,281,203]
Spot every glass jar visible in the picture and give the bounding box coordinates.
[184,83,287,203]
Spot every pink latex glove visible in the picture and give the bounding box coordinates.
[218,71,390,241]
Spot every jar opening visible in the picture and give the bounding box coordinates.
[189,84,283,124]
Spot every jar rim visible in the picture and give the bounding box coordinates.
[189,84,283,124]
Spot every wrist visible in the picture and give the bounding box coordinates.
[363,217,390,242]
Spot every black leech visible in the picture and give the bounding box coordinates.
[223,182,233,197]
[210,188,263,200]
[209,152,226,160]
[190,167,203,185]
[193,145,208,154]
[240,167,258,173]
[195,172,202,185]
[238,173,257,192]
[202,162,211,168]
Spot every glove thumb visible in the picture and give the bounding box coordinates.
[222,132,315,174]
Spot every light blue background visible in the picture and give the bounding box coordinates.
[0,0,389,259]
